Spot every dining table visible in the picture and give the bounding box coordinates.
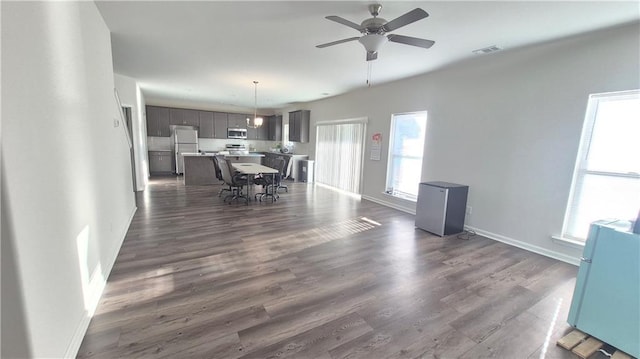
[231,163,280,203]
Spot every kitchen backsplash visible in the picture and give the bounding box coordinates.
[147,136,301,154]
[147,136,171,151]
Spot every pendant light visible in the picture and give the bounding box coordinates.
[247,81,263,128]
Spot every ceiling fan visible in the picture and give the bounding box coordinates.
[316,4,435,61]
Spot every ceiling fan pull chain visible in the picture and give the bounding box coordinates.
[367,62,373,87]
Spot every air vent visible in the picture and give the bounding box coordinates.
[472,45,502,55]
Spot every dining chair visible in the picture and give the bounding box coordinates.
[274,157,288,193]
[215,155,248,204]
[211,156,231,197]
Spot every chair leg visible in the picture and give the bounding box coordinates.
[218,186,231,197]
[225,186,249,205]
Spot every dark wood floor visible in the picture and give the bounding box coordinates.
[78,177,587,358]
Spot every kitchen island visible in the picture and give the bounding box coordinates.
[182,152,265,185]
[182,153,218,185]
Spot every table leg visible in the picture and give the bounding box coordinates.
[247,175,252,202]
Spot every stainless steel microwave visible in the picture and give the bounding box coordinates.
[227,128,247,139]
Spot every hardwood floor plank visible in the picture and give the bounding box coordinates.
[237,312,373,359]
[77,177,579,358]
[448,285,542,343]
[459,311,549,358]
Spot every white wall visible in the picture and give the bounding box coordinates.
[302,22,640,264]
[1,2,137,357]
[115,73,149,191]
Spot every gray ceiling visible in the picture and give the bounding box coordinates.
[95,1,640,112]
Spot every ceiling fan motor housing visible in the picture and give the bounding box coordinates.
[361,17,387,34]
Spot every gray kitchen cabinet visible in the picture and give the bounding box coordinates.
[198,111,214,138]
[170,108,200,127]
[213,112,228,139]
[268,115,282,141]
[288,110,310,143]
[258,119,269,140]
[148,151,173,174]
[227,113,247,129]
[146,106,170,137]
[247,115,269,140]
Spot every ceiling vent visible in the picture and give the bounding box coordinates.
[472,45,502,55]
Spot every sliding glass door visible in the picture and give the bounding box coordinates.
[315,120,366,194]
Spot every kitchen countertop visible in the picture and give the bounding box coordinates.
[181,152,265,157]
[182,153,217,157]
[225,153,265,157]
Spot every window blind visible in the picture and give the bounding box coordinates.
[315,122,365,194]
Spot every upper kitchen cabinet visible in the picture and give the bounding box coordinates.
[227,113,248,129]
[288,110,310,143]
[198,111,214,138]
[170,108,200,127]
[247,115,269,140]
[146,106,170,137]
[268,115,282,141]
[213,112,228,139]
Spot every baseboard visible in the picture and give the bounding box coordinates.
[359,196,579,266]
[465,225,580,266]
[361,195,416,215]
[64,205,137,358]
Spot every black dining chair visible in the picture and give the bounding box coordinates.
[253,159,284,202]
[215,155,248,205]
[211,156,231,197]
[274,157,288,193]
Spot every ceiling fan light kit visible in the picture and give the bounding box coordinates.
[317,3,435,61]
[359,34,388,52]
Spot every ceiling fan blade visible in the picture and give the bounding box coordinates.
[387,34,435,49]
[316,37,360,48]
[382,8,429,32]
[325,15,364,32]
[366,51,378,61]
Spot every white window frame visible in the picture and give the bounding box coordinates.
[561,89,640,241]
[385,111,428,202]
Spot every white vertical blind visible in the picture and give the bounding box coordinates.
[563,90,640,240]
[315,121,365,194]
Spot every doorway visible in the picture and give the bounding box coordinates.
[314,119,366,195]
[121,106,137,193]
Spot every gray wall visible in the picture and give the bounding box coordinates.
[300,22,640,264]
[1,2,137,357]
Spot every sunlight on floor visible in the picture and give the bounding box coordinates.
[243,216,383,263]
[95,267,175,315]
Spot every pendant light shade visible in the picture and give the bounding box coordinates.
[247,81,263,128]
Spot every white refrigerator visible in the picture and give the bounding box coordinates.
[174,129,198,174]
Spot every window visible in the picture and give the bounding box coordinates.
[562,90,640,241]
[385,112,427,201]
[315,120,366,194]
